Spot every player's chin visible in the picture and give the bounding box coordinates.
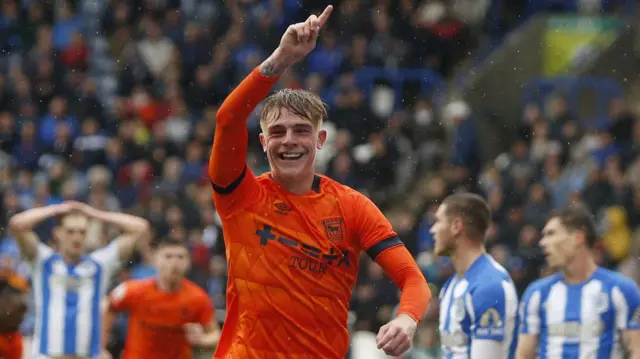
[275,158,311,175]
[433,243,447,256]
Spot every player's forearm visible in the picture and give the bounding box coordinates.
[514,335,538,359]
[215,65,280,130]
[9,204,67,232]
[209,65,278,186]
[101,304,115,352]
[515,351,536,359]
[627,333,640,359]
[396,271,431,323]
[375,246,431,323]
[91,210,150,235]
[259,48,295,77]
[471,339,503,359]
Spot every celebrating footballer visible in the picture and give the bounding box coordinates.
[208,5,431,358]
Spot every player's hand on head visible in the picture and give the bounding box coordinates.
[376,314,417,356]
[66,200,99,217]
[277,5,333,64]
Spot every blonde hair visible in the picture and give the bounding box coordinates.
[260,89,328,131]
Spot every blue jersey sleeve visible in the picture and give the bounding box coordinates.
[613,277,640,330]
[471,280,509,341]
[519,283,542,335]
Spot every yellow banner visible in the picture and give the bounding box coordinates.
[543,16,622,76]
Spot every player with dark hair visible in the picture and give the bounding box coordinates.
[208,5,431,358]
[430,192,519,359]
[8,200,149,359]
[516,204,640,359]
[103,237,219,359]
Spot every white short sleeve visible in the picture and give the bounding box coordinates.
[30,242,55,267]
[90,241,122,277]
[470,338,504,359]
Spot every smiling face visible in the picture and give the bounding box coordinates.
[258,89,328,187]
[260,108,326,183]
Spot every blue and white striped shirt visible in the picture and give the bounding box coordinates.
[30,242,121,358]
[439,254,519,359]
[519,267,640,359]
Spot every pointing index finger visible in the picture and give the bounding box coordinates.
[317,5,333,29]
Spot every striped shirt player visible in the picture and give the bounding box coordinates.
[518,268,640,359]
[8,202,149,359]
[30,242,121,358]
[439,254,519,359]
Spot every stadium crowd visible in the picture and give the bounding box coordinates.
[1,0,639,358]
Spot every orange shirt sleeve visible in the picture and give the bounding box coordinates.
[349,192,401,260]
[108,280,141,312]
[195,292,214,326]
[375,245,431,324]
[208,66,279,218]
[7,273,28,292]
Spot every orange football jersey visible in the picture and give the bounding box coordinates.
[109,278,214,359]
[211,169,401,358]
[0,270,28,359]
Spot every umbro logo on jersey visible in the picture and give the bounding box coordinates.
[274,202,291,215]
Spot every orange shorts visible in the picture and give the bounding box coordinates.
[0,332,22,359]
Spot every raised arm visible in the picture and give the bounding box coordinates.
[72,202,150,262]
[208,5,333,217]
[207,62,281,190]
[8,203,73,261]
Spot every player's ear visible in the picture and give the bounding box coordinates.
[317,129,327,149]
[259,133,267,152]
[450,216,463,237]
[571,229,585,247]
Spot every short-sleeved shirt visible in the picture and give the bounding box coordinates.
[519,267,640,359]
[439,254,519,359]
[30,241,121,358]
[212,170,401,359]
[109,278,214,359]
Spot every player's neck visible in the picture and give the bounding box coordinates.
[452,243,484,278]
[156,277,183,292]
[61,253,82,266]
[273,172,315,195]
[563,253,597,284]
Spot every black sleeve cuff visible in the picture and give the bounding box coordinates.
[210,166,247,194]
[366,235,403,260]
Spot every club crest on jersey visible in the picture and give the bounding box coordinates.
[322,217,344,243]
